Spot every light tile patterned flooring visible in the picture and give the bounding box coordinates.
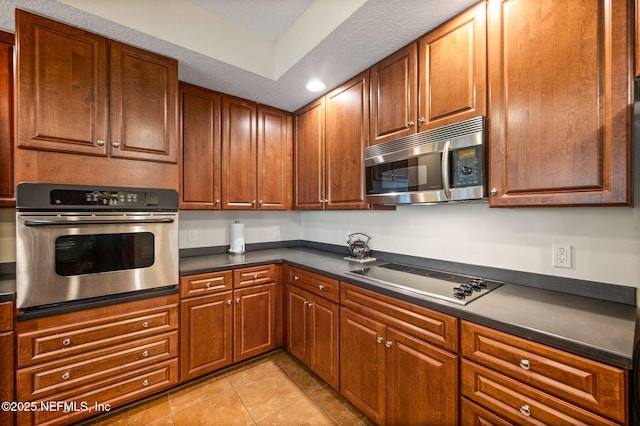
[90,350,373,426]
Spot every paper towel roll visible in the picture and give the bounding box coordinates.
[229,221,245,254]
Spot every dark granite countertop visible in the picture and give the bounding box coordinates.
[181,247,639,370]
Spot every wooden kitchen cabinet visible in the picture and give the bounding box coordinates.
[417,2,486,130]
[294,72,369,210]
[487,0,632,206]
[15,294,179,426]
[339,283,459,425]
[0,301,14,426]
[234,283,277,361]
[15,10,179,189]
[222,96,292,210]
[0,31,14,207]
[460,320,628,425]
[179,82,222,209]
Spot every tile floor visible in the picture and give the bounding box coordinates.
[90,350,373,426]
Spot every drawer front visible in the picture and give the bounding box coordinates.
[461,360,619,426]
[461,321,627,423]
[17,302,178,367]
[18,358,178,426]
[0,300,12,332]
[461,398,513,426]
[17,331,178,400]
[341,282,458,352]
[234,264,277,288]
[287,265,339,302]
[180,270,233,298]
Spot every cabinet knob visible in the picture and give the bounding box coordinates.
[519,359,531,370]
[294,275,300,281]
[519,405,531,417]
[142,379,149,387]
[142,321,149,328]
[254,274,259,280]
[417,117,426,126]
[490,187,498,196]
[112,141,120,148]
[307,302,313,308]
[318,285,325,290]
[236,298,240,304]
[407,120,415,127]
[385,340,393,348]
[303,300,309,306]
[376,336,384,344]
[227,299,233,305]
[61,372,71,380]
[205,281,211,288]
[142,350,149,357]
[214,199,220,205]
[96,140,105,146]
[62,338,71,346]
[259,200,263,207]
[251,200,256,206]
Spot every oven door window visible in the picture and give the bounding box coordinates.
[367,153,443,194]
[55,232,155,276]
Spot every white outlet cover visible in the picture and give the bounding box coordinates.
[552,244,572,268]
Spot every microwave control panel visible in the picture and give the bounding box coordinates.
[452,146,483,188]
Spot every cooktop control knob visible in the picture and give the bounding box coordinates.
[453,287,466,299]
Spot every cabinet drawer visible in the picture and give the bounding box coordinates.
[18,358,178,426]
[461,398,512,426]
[234,264,277,288]
[180,270,232,298]
[287,265,339,302]
[17,331,178,400]
[0,300,12,332]
[16,295,179,368]
[341,282,457,352]
[461,360,619,426]
[460,321,627,423]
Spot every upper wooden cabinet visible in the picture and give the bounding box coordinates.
[0,31,14,207]
[221,96,292,210]
[487,0,632,206]
[418,2,486,130]
[294,71,369,210]
[370,2,486,145]
[15,10,179,189]
[180,82,222,209]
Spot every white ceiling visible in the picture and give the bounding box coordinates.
[0,0,479,112]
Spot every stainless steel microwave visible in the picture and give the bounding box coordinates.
[365,116,486,205]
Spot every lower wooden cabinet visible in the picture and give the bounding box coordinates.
[0,301,14,426]
[339,283,459,425]
[286,284,339,390]
[234,283,277,362]
[15,294,180,426]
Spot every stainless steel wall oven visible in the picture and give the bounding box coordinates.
[16,183,179,310]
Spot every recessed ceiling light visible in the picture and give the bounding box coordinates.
[306,80,326,92]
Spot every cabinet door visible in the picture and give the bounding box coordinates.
[16,10,109,156]
[487,0,631,206]
[234,283,276,362]
[309,294,339,391]
[222,96,257,209]
[286,285,310,362]
[339,307,386,424]
[386,327,458,426]
[294,98,325,209]
[418,2,486,130]
[180,83,222,209]
[257,105,292,210]
[0,31,14,207]
[0,331,13,426]
[325,71,369,210]
[369,43,418,145]
[180,292,233,381]
[110,41,178,164]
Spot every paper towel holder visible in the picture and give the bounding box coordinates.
[228,220,246,255]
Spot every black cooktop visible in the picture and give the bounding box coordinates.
[346,263,502,305]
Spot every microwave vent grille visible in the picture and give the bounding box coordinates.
[366,116,485,160]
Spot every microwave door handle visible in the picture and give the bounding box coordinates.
[441,140,452,199]
[24,218,175,227]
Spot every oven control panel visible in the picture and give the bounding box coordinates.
[50,189,159,207]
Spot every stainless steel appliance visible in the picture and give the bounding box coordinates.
[365,116,486,205]
[16,183,179,310]
[347,262,502,305]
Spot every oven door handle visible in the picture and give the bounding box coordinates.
[23,218,175,227]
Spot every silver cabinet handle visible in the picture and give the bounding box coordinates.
[251,200,256,206]
[376,336,384,343]
[205,281,211,288]
[96,140,105,146]
[142,321,149,328]
[253,274,259,280]
[294,275,300,281]
[62,338,71,346]
[303,300,309,306]
[112,141,120,148]
[318,285,325,290]
[214,199,220,205]
[61,372,70,380]
[408,120,415,127]
[236,298,240,304]
[519,359,531,370]
[418,117,426,126]
[490,187,498,196]
[519,405,531,417]
[385,340,393,348]
[142,379,149,386]
[258,200,263,207]
[307,302,313,308]
[142,350,149,357]
[227,299,232,305]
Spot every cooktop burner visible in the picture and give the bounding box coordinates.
[346,263,502,305]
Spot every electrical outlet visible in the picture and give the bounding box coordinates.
[552,244,572,268]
